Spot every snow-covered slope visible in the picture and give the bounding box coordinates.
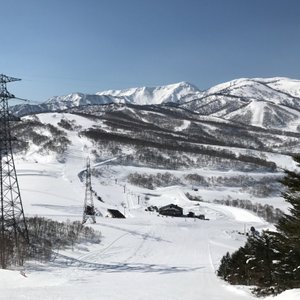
[10,82,201,116]
[10,94,116,117]
[45,92,115,109]
[3,78,300,299]
[97,81,201,105]
[1,109,298,299]
[203,77,300,106]
[181,77,300,130]
[254,77,300,98]
[10,77,300,131]
[0,111,281,299]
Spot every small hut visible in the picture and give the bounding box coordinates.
[107,209,126,218]
[159,204,183,217]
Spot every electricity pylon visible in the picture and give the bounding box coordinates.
[82,157,96,224]
[0,74,29,268]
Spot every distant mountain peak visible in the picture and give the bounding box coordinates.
[10,77,300,132]
[96,81,201,105]
[180,77,300,130]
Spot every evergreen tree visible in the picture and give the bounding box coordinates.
[217,155,300,295]
[271,155,300,290]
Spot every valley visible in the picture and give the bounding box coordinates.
[1,77,300,299]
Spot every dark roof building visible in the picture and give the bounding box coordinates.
[159,204,183,217]
[107,209,126,218]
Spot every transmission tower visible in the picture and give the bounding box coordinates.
[82,157,96,224]
[0,74,29,268]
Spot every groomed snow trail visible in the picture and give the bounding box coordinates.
[1,112,271,299]
[1,211,260,300]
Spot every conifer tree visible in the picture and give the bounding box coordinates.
[217,155,300,295]
[271,155,300,290]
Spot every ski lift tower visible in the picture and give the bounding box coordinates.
[82,157,96,224]
[0,74,29,268]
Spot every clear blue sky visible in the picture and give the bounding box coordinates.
[1,0,300,102]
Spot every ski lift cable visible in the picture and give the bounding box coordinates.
[78,156,121,181]
[92,156,119,169]
[11,97,41,105]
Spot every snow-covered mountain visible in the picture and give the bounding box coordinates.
[7,83,300,300]
[4,78,300,300]
[181,77,300,130]
[97,81,201,105]
[46,92,115,108]
[6,110,296,299]
[10,81,201,116]
[10,77,300,131]
[11,93,116,117]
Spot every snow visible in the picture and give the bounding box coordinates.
[192,77,300,130]
[220,99,268,127]
[0,112,297,299]
[174,120,191,131]
[0,214,260,300]
[0,163,268,300]
[265,77,300,98]
[45,92,114,110]
[97,81,201,105]
[204,77,300,106]
[265,289,300,300]
[12,76,300,139]
[2,164,253,298]
[249,100,266,127]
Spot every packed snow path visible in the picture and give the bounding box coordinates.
[1,112,280,299]
[1,205,263,300]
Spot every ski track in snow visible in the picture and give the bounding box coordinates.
[1,214,261,299]
[2,113,297,299]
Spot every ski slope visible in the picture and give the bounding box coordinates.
[0,203,263,300]
[0,113,298,299]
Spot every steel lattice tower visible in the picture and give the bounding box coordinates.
[82,157,96,224]
[0,74,29,268]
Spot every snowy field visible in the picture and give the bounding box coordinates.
[1,113,299,299]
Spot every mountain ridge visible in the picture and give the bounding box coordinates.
[96,81,202,105]
[10,77,300,131]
